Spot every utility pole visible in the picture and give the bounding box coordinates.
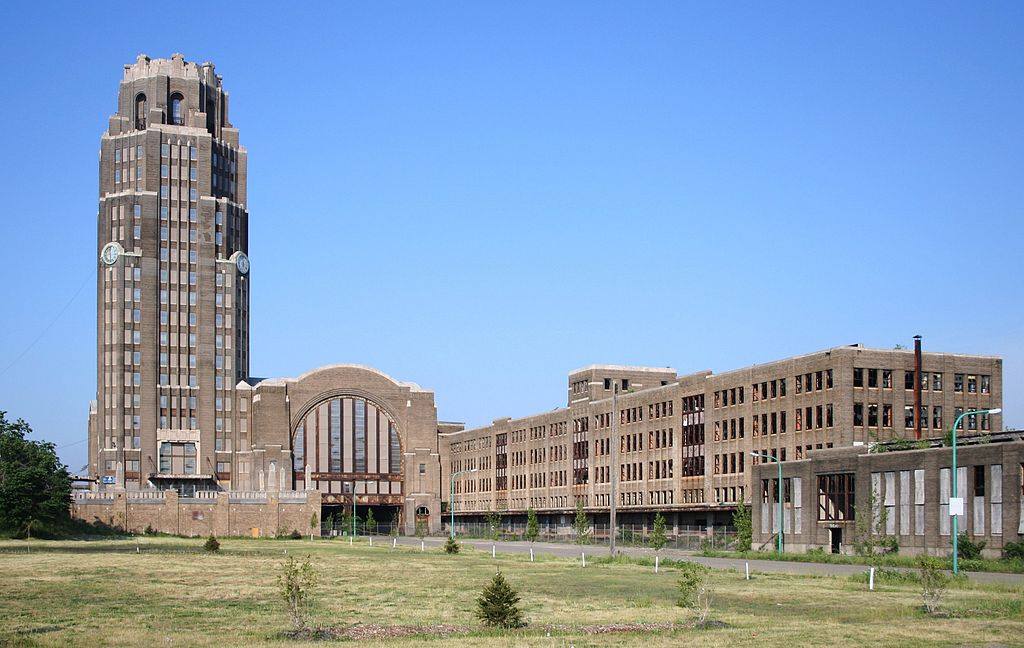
[609,380,619,556]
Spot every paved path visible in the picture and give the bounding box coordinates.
[372,535,1023,586]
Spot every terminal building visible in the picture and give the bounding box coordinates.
[440,344,1004,532]
[82,55,1017,554]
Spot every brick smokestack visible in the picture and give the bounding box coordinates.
[913,335,923,440]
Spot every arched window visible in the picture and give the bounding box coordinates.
[170,93,184,125]
[135,93,147,129]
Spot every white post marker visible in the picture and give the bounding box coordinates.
[869,567,875,591]
[492,544,496,558]
[655,555,659,573]
[349,536,353,546]
[530,547,534,562]
[582,551,586,567]
[369,536,373,547]
[393,537,397,549]
[745,561,750,580]
[420,539,424,552]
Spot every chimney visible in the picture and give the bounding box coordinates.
[913,335,923,440]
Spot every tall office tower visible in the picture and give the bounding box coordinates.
[89,54,250,494]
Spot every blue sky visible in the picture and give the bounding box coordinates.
[0,2,1021,470]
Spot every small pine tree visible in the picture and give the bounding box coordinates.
[444,536,460,554]
[309,512,318,540]
[475,570,525,628]
[651,512,668,552]
[415,519,427,539]
[390,509,401,536]
[525,507,539,544]
[732,504,752,552]
[204,535,220,552]
[573,500,590,545]
[365,509,377,535]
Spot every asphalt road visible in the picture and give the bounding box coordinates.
[369,535,1023,586]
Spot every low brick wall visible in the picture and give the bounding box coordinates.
[72,489,322,538]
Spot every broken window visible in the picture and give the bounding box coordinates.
[818,473,855,521]
[981,375,991,394]
[853,403,863,427]
[904,371,915,390]
[868,369,878,388]
[853,368,863,388]
[882,370,892,389]
[868,404,878,427]
[954,373,964,393]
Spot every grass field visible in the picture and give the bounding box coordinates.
[0,536,1021,647]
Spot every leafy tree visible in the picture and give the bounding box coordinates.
[853,488,898,557]
[415,519,427,539]
[475,570,525,628]
[390,509,401,537]
[0,412,72,537]
[525,507,539,544]
[676,562,714,625]
[917,555,949,615]
[278,555,317,631]
[732,504,752,552]
[485,508,502,541]
[365,509,377,535]
[309,512,318,540]
[651,512,668,552]
[572,500,590,545]
[444,536,460,554]
[204,535,220,552]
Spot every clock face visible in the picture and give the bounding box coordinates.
[100,242,123,266]
[235,251,250,275]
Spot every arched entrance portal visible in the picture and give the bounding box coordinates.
[292,394,404,532]
[415,506,430,533]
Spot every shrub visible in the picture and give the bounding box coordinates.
[365,509,377,535]
[676,562,713,625]
[415,520,427,539]
[485,509,503,541]
[203,535,220,552]
[525,507,539,544]
[144,524,156,536]
[475,570,525,629]
[651,512,668,552]
[572,501,590,545]
[917,555,949,615]
[444,536,460,554]
[957,532,985,560]
[290,529,303,540]
[278,555,317,631]
[732,504,752,552]
[1003,541,1024,560]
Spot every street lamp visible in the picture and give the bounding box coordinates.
[610,380,619,556]
[949,407,1001,574]
[751,452,783,554]
[450,467,480,540]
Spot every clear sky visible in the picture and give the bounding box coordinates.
[0,2,1021,470]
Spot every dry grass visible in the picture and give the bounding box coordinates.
[0,536,1021,647]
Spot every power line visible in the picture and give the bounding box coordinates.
[0,275,89,379]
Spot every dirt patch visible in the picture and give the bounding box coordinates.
[285,624,470,641]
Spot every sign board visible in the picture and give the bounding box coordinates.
[101,476,116,484]
[948,497,964,516]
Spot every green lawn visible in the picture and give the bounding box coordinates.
[0,536,1021,647]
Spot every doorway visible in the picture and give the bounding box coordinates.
[829,527,842,554]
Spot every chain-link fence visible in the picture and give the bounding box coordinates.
[442,521,737,551]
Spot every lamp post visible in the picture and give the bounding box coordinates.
[449,467,480,539]
[751,452,783,554]
[609,380,619,556]
[949,407,1001,575]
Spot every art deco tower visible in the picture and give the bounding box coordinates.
[89,54,250,493]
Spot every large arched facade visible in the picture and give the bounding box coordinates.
[291,393,404,504]
[233,364,450,534]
